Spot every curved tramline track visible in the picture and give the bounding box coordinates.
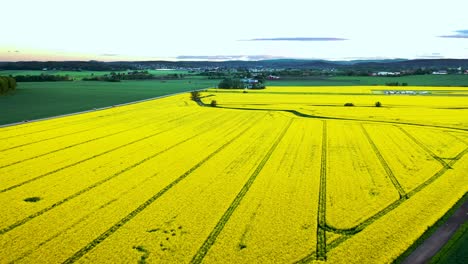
[0,87,467,263]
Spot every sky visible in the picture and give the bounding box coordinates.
[1,0,467,61]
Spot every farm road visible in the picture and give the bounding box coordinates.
[402,197,468,264]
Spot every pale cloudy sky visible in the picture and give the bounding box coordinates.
[1,0,467,61]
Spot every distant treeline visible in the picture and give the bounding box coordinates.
[0,76,16,94]
[14,74,72,82]
[0,61,128,71]
[385,82,409,86]
[2,59,468,72]
[218,77,266,89]
[83,71,184,82]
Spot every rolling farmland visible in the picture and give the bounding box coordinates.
[0,86,467,263]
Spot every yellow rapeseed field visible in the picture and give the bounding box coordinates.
[0,86,467,263]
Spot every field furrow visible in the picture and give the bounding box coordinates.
[363,124,442,192]
[0,112,266,263]
[0,86,467,263]
[401,127,467,159]
[0,111,200,169]
[0,94,186,139]
[326,122,400,230]
[53,115,290,264]
[0,109,215,184]
[200,119,322,264]
[0,110,247,232]
[317,120,327,261]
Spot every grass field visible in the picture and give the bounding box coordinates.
[0,79,218,125]
[0,69,193,79]
[431,222,468,264]
[268,75,468,86]
[1,86,467,263]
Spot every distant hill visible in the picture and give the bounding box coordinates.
[1,59,468,72]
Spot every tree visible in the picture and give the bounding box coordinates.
[0,76,17,94]
[0,77,7,94]
[190,90,201,100]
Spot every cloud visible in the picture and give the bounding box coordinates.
[101,53,119,56]
[240,37,348,41]
[439,30,468,38]
[176,55,288,61]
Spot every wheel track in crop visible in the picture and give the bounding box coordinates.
[0,112,255,234]
[294,120,327,263]
[12,129,233,262]
[0,125,110,152]
[0,112,199,170]
[61,114,266,264]
[361,124,407,198]
[0,111,173,152]
[406,147,468,198]
[0,114,113,140]
[0,96,178,139]
[0,111,226,194]
[10,128,221,263]
[215,106,468,132]
[190,119,293,264]
[296,145,468,263]
[397,126,450,168]
[316,120,328,261]
[448,132,468,145]
[0,102,195,151]
[324,147,468,235]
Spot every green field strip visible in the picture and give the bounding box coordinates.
[190,119,293,264]
[398,126,451,168]
[361,124,407,198]
[61,115,263,264]
[0,113,252,234]
[0,91,187,139]
[0,105,143,140]
[0,109,156,151]
[0,114,110,140]
[0,112,199,170]
[0,102,184,150]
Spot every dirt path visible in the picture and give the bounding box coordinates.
[402,196,468,264]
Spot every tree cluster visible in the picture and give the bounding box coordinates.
[14,74,72,82]
[218,78,244,89]
[0,76,17,94]
[218,77,265,89]
[385,82,408,86]
[83,71,184,82]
